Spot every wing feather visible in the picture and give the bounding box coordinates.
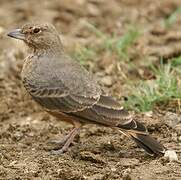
[70,95,132,126]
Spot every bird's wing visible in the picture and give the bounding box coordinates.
[71,95,139,127]
[23,55,101,113]
[31,90,100,113]
[24,55,139,128]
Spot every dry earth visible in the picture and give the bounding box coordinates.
[0,0,181,179]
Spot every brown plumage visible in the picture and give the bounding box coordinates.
[7,23,166,155]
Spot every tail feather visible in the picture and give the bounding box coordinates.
[118,119,147,133]
[130,132,165,155]
[118,119,165,155]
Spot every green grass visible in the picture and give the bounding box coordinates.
[163,7,181,28]
[73,24,140,64]
[73,47,96,65]
[171,56,181,67]
[85,23,140,61]
[123,62,181,112]
[114,28,140,60]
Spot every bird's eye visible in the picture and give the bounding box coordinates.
[33,28,41,34]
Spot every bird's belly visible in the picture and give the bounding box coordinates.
[46,110,81,126]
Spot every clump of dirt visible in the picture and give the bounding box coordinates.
[0,0,181,179]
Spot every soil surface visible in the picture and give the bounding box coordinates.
[0,0,181,179]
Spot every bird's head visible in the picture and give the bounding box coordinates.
[7,23,63,52]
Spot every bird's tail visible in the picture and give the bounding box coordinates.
[118,119,166,155]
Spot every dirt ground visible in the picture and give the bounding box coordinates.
[0,0,181,179]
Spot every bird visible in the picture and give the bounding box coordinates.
[7,22,166,155]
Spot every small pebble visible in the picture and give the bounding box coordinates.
[144,111,153,117]
[0,26,5,35]
[164,150,178,162]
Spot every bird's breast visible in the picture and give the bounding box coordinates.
[21,56,35,81]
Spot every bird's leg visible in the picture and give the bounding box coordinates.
[51,122,82,155]
[49,128,77,146]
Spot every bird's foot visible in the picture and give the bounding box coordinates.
[49,127,81,155]
[50,147,67,155]
[48,134,70,147]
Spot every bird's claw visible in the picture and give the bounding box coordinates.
[50,148,66,155]
[48,139,65,146]
[48,135,69,146]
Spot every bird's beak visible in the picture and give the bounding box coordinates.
[7,29,25,40]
